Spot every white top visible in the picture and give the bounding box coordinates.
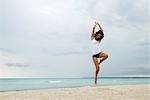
[91,38,101,55]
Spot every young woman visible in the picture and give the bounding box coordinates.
[91,22,108,85]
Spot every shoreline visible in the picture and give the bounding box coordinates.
[0,84,149,100]
[0,83,149,92]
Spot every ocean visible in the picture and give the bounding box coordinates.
[0,77,149,92]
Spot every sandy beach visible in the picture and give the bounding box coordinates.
[0,84,149,100]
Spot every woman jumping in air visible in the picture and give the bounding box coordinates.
[91,21,109,85]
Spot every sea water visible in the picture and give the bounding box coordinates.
[0,77,149,92]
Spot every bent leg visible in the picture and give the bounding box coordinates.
[98,52,109,64]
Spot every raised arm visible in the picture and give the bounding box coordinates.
[91,22,97,40]
[97,22,103,32]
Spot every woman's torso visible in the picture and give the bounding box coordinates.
[91,38,101,55]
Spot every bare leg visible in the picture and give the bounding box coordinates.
[92,52,108,85]
[98,52,108,64]
[92,57,100,85]
[95,67,99,85]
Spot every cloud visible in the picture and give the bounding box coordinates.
[0,48,16,53]
[0,0,149,77]
[140,42,150,46]
[5,63,30,67]
[0,47,31,68]
[51,51,88,56]
[137,38,150,46]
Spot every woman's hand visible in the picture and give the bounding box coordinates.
[95,21,99,25]
[96,21,103,32]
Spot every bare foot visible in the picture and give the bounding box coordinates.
[98,59,102,64]
[98,58,103,64]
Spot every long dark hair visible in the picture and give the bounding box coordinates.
[94,30,104,40]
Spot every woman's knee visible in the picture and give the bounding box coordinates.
[104,52,109,59]
[105,53,108,58]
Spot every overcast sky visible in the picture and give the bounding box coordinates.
[0,0,149,78]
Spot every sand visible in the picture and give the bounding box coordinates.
[0,84,149,100]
